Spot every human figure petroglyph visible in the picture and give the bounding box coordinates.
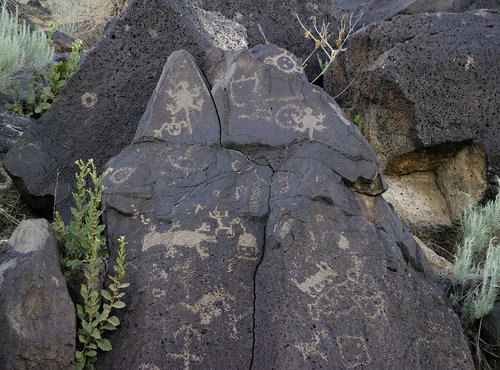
[167,324,202,370]
[153,79,204,138]
[182,286,236,325]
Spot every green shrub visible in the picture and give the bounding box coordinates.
[53,159,128,369]
[451,179,500,327]
[0,2,54,104]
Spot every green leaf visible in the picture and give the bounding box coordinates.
[76,304,83,317]
[92,328,101,339]
[101,289,112,301]
[78,334,86,344]
[101,323,117,331]
[113,300,126,309]
[107,316,120,326]
[74,357,85,370]
[56,79,66,88]
[86,350,98,357]
[119,282,130,289]
[80,285,88,299]
[97,338,112,351]
[75,350,82,359]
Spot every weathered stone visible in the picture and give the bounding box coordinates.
[193,0,344,79]
[334,0,500,27]
[98,45,472,368]
[0,219,75,369]
[0,110,33,158]
[4,0,246,220]
[383,172,457,256]
[325,10,500,197]
[482,301,500,365]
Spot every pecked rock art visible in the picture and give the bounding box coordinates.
[3,0,246,221]
[98,45,472,368]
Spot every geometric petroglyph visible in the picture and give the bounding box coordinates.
[263,50,303,75]
[109,166,135,184]
[275,105,326,140]
[291,261,336,297]
[182,286,236,325]
[335,335,372,369]
[304,257,386,321]
[153,78,205,138]
[167,324,202,370]
[81,91,98,108]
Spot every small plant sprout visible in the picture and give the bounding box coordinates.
[295,12,362,83]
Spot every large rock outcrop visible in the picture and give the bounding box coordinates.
[4,0,246,221]
[333,0,500,27]
[98,45,472,368]
[326,10,499,185]
[0,219,75,369]
[325,10,499,253]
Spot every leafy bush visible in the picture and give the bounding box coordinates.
[0,2,54,104]
[451,179,500,326]
[53,159,128,369]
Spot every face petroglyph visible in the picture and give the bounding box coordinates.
[263,50,303,75]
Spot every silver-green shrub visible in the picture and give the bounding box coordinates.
[0,2,54,103]
[451,178,500,326]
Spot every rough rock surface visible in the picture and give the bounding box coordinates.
[4,0,247,220]
[0,109,33,159]
[325,10,499,196]
[334,0,500,27]
[193,0,343,79]
[99,45,472,368]
[0,219,75,369]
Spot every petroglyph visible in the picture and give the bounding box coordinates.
[338,233,350,250]
[142,222,215,258]
[167,324,202,370]
[306,257,386,321]
[153,79,204,138]
[336,335,372,368]
[235,186,247,200]
[138,363,160,370]
[263,50,303,75]
[291,262,336,296]
[274,217,294,240]
[295,330,328,362]
[182,287,236,325]
[275,106,326,140]
[81,92,98,108]
[109,167,135,184]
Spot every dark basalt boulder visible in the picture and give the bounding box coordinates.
[325,10,500,197]
[334,0,500,27]
[193,0,344,80]
[3,0,246,221]
[0,219,75,369]
[98,44,472,368]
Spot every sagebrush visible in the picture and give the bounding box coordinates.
[0,2,54,104]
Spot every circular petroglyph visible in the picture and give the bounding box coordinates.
[264,51,303,74]
[81,92,98,109]
[109,167,135,184]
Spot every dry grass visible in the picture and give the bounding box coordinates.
[43,0,130,46]
[0,183,35,241]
